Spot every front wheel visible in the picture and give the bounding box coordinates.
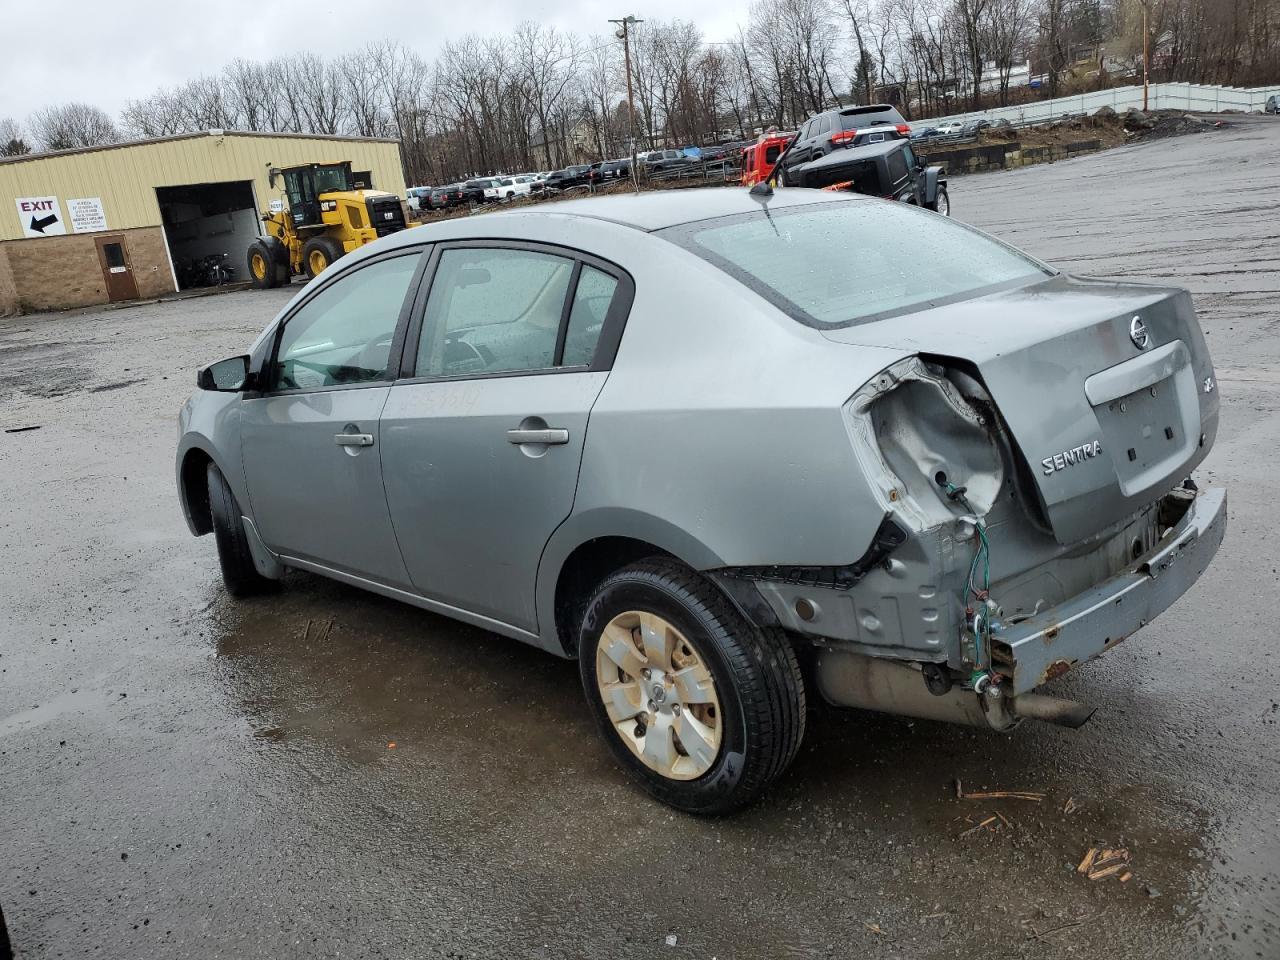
[207,464,276,597]
[302,236,343,279]
[578,559,806,814]
[931,185,951,216]
[247,242,277,288]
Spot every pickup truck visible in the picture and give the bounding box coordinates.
[462,178,504,204]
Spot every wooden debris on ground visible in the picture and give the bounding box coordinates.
[1077,844,1133,881]
[954,778,1045,802]
[1062,796,1081,815]
[1024,914,1098,943]
[301,618,336,644]
[957,815,1000,839]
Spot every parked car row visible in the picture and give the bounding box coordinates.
[409,173,550,211]
[911,118,992,140]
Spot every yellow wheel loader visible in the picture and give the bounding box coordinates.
[247,161,408,288]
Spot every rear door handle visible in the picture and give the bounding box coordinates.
[506,428,569,445]
[335,433,375,447]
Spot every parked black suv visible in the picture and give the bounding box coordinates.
[779,104,909,179]
[544,165,592,190]
[588,158,631,185]
[786,138,949,216]
[430,183,466,209]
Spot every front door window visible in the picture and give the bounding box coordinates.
[274,254,420,390]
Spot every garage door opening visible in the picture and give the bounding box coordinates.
[156,181,258,290]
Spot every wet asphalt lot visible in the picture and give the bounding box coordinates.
[2,121,1279,960]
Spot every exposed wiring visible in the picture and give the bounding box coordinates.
[941,477,996,680]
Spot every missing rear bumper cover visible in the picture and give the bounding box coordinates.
[714,514,908,590]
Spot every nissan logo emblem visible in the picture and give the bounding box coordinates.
[1129,315,1150,350]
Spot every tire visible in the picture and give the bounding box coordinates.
[246,241,279,289]
[577,558,806,814]
[931,185,951,216]
[302,236,343,280]
[207,463,276,597]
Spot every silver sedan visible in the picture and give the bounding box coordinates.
[177,188,1224,813]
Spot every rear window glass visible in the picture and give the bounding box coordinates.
[663,201,1049,328]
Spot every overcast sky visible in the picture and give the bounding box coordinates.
[2,0,751,124]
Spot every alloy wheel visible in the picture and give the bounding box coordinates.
[594,610,722,781]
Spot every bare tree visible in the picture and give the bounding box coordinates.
[0,117,31,156]
[986,0,1033,105]
[955,0,993,109]
[841,0,878,104]
[28,102,118,150]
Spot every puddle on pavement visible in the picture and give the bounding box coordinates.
[0,684,103,738]
[199,569,1268,956]
[210,570,582,768]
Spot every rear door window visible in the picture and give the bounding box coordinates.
[562,267,619,367]
[413,248,573,377]
[886,150,909,184]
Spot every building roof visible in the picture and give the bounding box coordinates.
[0,129,399,167]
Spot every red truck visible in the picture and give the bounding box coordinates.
[740,132,794,187]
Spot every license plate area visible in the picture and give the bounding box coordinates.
[1094,366,1197,496]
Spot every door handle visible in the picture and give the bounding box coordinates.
[335,433,375,447]
[506,428,569,445]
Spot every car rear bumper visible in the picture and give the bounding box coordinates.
[992,486,1227,694]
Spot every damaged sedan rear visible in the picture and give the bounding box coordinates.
[177,188,1225,814]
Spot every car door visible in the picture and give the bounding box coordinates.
[379,242,632,633]
[884,147,920,204]
[240,248,427,588]
[789,120,815,171]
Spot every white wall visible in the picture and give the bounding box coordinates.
[164,206,259,273]
[912,82,1280,129]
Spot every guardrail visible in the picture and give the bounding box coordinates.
[643,159,743,184]
[913,81,1280,131]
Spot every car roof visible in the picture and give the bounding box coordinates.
[501,187,850,232]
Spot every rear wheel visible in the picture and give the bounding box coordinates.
[577,558,806,814]
[246,241,279,289]
[931,185,951,216]
[207,463,276,597]
[302,236,343,280]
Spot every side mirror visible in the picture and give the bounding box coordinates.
[197,355,252,392]
[268,166,281,188]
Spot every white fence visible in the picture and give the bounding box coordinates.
[914,82,1280,129]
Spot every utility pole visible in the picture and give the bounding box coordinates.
[609,14,644,191]
[1141,0,1150,112]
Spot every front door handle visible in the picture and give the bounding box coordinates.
[506,428,569,445]
[335,433,375,447]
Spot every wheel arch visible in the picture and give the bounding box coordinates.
[537,508,727,658]
[176,433,246,538]
[178,445,215,535]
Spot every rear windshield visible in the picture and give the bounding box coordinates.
[840,107,904,131]
[662,200,1050,328]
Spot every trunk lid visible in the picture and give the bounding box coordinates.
[824,274,1220,543]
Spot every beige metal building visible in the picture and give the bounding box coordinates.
[0,131,406,314]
